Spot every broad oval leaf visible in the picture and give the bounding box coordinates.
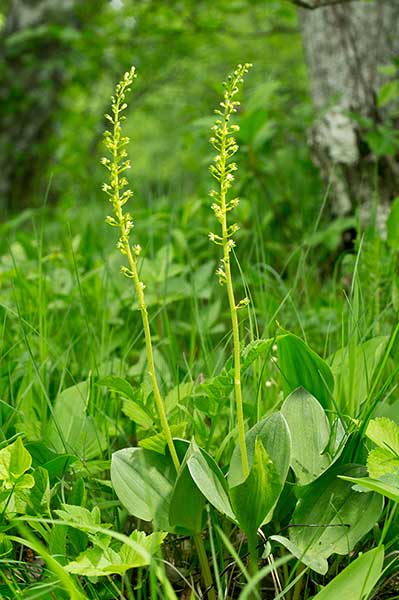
[228,411,291,488]
[187,441,235,521]
[112,440,206,534]
[46,382,106,460]
[230,439,281,542]
[169,444,206,534]
[281,387,331,485]
[277,333,334,410]
[273,464,383,574]
[111,447,175,531]
[270,535,328,574]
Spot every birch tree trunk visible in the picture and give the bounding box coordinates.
[298,0,399,226]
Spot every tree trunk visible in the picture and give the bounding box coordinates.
[298,0,399,227]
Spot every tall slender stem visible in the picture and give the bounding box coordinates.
[221,186,248,480]
[194,534,216,600]
[126,246,180,471]
[102,67,179,470]
[209,64,252,480]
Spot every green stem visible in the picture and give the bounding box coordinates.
[292,563,305,600]
[219,116,249,481]
[126,246,180,471]
[248,536,258,575]
[224,252,249,480]
[194,533,216,600]
[247,535,259,599]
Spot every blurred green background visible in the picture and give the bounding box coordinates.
[0,0,319,213]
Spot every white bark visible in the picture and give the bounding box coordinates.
[299,0,399,221]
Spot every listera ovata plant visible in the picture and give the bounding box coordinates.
[209,63,252,479]
[101,67,180,472]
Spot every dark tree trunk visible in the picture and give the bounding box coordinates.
[0,1,67,211]
[298,0,399,226]
[0,0,103,213]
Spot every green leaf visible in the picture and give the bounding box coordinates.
[275,464,383,574]
[26,467,50,515]
[340,475,399,503]
[367,448,399,479]
[55,504,104,529]
[198,339,273,408]
[229,439,281,540]
[312,546,384,600]
[48,524,68,563]
[165,382,193,412]
[0,534,12,557]
[65,530,166,576]
[98,376,136,399]
[270,535,328,574]
[0,437,32,483]
[281,388,331,485]
[378,64,397,77]
[46,382,105,460]
[26,441,77,483]
[366,417,399,455]
[0,438,35,516]
[122,399,154,429]
[366,126,399,157]
[197,373,233,406]
[228,411,291,488]
[44,455,78,482]
[187,441,235,521]
[139,424,186,453]
[240,338,273,372]
[331,337,389,415]
[118,530,167,568]
[169,447,206,534]
[377,80,399,107]
[68,477,86,506]
[111,447,175,531]
[277,333,333,409]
